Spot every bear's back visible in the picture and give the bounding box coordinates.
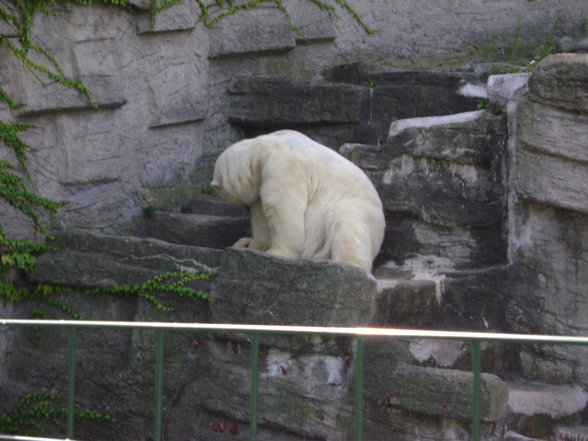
[265,130,371,184]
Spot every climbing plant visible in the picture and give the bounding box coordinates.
[0,0,113,310]
[0,391,115,436]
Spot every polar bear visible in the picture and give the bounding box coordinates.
[210,130,385,273]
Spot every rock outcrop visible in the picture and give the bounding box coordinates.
[507,54,588,393]
[2,0,585,236]
[0,231,513,441]
[2,7,588,435]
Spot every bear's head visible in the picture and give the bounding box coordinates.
[210,139,264,208]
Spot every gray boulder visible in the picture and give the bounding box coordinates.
[28,230,222,288]
[210,247,377,326]
[389,364,508,422]
[227,69,486,148]
[526,54,588,113]
[363,363,509,441]
[342,109,508,269]
[373,278,441,328]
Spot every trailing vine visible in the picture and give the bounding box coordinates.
[0,392,115,436]
[96,271,214,311]
[29,271,215,320]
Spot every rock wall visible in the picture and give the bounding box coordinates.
[0,232,512,441]
[507,54,588,391]
[2,1,588,440]
[1,0,586,238]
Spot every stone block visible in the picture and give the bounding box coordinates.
[516,146,588,215]
[342,110,508,269]
[373,278,441,328]
[329,67,484,143]
[143,211,250,249]
[507,381,588,419]
[286,1,336,42]
[507,202,588,389]
[228,77,367,127]
[440,265,513,331]
[136,0,197,33]
[385,364,509,422]
[513,204,588,327]
[210,247,377,326]
[568,37,588,53]
[554,425,588,441]
[11,38,126,116]
[518,100,588,164]
[487,73,530,109]
[146,58,208,128]
[0,0,21,37]
[179,195,250,217]
[407,339,468,368]
[181,338,352,440]
[344,109,506,174]
[73,39,126,107]
[28,231,222,287]
[506,382,588,440]
[528,54,588,113]
[6,56,82,116]
[386,110,497,164]
[208,6,296,58]
[503,431,544,441]
[54,111,128,185]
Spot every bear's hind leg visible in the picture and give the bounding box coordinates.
[330,224,374,272]
[328,203,384,273]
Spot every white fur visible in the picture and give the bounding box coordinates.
[210,130,385,273]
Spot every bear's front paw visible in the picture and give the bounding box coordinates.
[233,237,269,252]
[266,247,299,258]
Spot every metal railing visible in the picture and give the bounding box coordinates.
[1,319,587,441]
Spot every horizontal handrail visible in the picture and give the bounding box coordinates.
[1,319,587,441]
[0,436,80,441]
[2,319,588,344]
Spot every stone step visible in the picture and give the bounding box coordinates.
[28,230,223,288]
[341,108,509,272]
[363,363,509,441]
[142,211,250,249]
[373,276,442,328]
[504,431,547,441]
[507,381,588,419]
[506,381,588,440]
[554,425,588,441]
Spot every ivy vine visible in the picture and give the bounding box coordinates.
[0,391,115,436]
[27,271,215,320]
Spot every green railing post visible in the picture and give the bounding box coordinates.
[353,337,365,441]
[249,332,261,441]
[471,340,481,441]
[66,327,77,439]
[154,329,165,441]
